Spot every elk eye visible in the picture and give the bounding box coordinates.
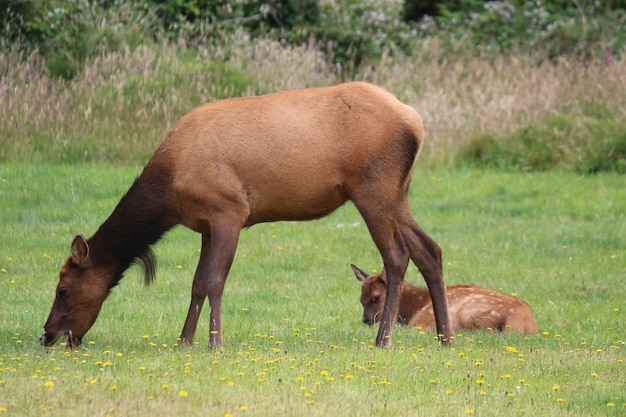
[58,287,67,297]
[373,296,380,303]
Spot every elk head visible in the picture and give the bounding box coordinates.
[351,264,388,325]
[40,235,111,348]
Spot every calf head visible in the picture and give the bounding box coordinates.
[351,264,387,325]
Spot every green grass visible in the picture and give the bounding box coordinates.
[0,163,624,416]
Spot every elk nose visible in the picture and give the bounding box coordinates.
[39,334,47,346]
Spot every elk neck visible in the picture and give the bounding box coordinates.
[86,160,178,287]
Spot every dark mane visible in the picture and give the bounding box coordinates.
[88,163,177,287]
[133,247,157,285]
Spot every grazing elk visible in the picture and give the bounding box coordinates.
[352,265,538,334]
[40,82,454,349]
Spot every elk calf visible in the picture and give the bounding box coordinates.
[352,265,538,334]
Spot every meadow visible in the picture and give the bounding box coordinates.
[1,9,625,414]
[0,163,623,416]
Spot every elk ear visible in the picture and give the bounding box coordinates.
[71,234,90,266]
[351,264,370,282]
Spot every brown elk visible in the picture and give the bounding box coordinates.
[352,265,538,334]
[40,82,454,349]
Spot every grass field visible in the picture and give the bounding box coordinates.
[0,163,623,416]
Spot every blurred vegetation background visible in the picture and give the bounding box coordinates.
[1,0,625,172]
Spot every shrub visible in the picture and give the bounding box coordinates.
[459,107,626,173]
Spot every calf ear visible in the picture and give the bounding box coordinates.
[351,264,370,282]
[379,269,388,285]
[71,234,90,266]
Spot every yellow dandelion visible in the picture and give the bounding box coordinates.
[465,409,474,414]
[239,405,248,411]
[552,385,560,391]
[0,407,7,413]
[445,389,453,395]
[110,386,117,391]
[607,402,614,407]
[479,390,486,396]
[345,374,354,380]
[179,390,188,397]
[556,398,564,404]
[161,384,169,389]
[44,381,54,388]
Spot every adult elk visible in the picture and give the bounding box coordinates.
[352,265,538,334]
[40,82,454,349]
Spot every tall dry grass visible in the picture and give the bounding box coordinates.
[360,45,626,168]
[1,33,625,168]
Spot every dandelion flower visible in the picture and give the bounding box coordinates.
[44,381,54,388]
[179,390,188,397]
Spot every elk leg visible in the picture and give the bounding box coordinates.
[398,198,454,345]
[180,233,211,346]
[376,247,409,347]
[205,219,243,349]
[352,195,410,347]
[180,217,243,349]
